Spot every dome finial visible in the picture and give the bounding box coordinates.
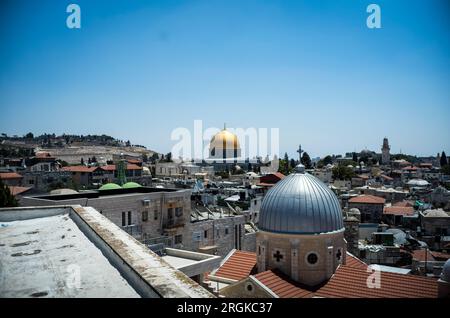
[295,164,305,173]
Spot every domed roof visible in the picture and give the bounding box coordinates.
[122,182,142,189]
[210,127,241,150]
[99,183,122,191]
[50,188,78,195]
[441,259,450,282]
[259,164,344,234]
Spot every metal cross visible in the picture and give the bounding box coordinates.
[296,144,303,162]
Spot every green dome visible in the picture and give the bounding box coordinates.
[122,182,142,189]
[99,183,122,191]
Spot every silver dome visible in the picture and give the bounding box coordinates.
[259,165,344,234]
[441,259,450,282]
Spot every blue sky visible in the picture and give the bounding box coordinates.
[1,0,449,158]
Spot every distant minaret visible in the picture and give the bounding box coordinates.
[381,137,390,165]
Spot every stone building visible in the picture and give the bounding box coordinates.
[21,187,191,246]
[348,195,386,223]
[0,172,23,186]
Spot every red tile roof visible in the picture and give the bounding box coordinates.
[345,253,368,270]
[127,159,142,164]
[383,206,415,216]
[272,172,286,179]
[35,152,54,159]
[62,166,97,173]
[8,186,32,196]
[253,270,313,298]
[349,195,385,204]
[0,172,23,179]
[380,174,394,181]
[393,201,414,207]
[411,249,436,262]
[100,164,142,171]
[402,166,418,171]
[215,250,439,298]
[315,265,438,298]
[430,251,450,261]
[214,250,257,281]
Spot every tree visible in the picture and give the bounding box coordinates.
[441,151,448,167]
[278,153,290,175]
[332,165,355,181]
[80,158,84,165]
[166,152,172,162]
[0,179,18,207]
[301,152,312,169]
[352,152,358,163]
[442,164,450,176]
[323,155,333,166]
[25,132,34,139]
[289,159,297,170]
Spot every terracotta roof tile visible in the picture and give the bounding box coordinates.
[345,252,368,270]
[0,172,23,179]
[430,251,450,261]
[384,206,415,216]
[411,249,435,262]
[8,186,32,196]
[315,265,438,298]
[100,164,142,171]
[253,270,313,298]
[62,166,97,173]
[216,251,438,298]
[393,201,414,207]
[349,195,385,204]
[214,250,257,281]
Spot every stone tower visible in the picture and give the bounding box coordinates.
[381,137,390,165]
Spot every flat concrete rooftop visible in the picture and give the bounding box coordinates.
[0,206,213,298]
[0,213,139,298]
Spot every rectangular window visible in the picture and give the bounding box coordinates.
[128,211,132,225]
[121,212,126,226]
[204,230,208,239]
[154,209,158,220]
[168,208,174,220]
[175,235,182,244]
[175,207,183,217]
[225,228,229,235]
[142,211,148,222]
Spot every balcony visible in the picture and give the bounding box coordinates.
[164,217,185,230]
[121,224,142,238]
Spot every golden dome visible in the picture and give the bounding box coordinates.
[209,125,241,159]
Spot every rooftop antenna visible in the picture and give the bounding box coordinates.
[223,123,226,130]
